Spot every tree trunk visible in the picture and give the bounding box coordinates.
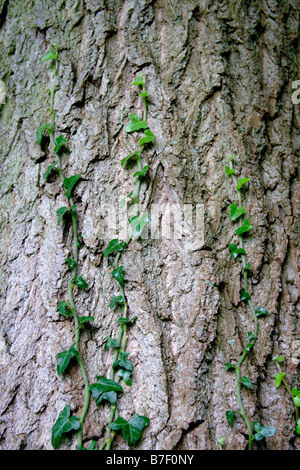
[0,0,299,450]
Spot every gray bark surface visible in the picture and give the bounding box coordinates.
[0,0,299,450]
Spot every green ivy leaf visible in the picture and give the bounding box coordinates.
[79,316,94,324]
[104,239,127,258]
[253,423,276,440]
[116,316,137,325]
[273,355,284,364]
[293,397,300,407]
[54,135,68,154]
[133,165,148,178]
[236,219,253,236]
[42,47,58,62]
[105,337,121,350]
[63,175,81,199]
[90,376,123,405]
[140,91,148,98]
[240,289,251,301]
[111,266,125,285]
[225,363,236,371]
[36,123,51,144]
[74,275,89,289]
[296,420,300,435]
[121,151,140,167]
[57,301,72,317]
[228,155,238,161]
[226,410,236,428]
[65,257,77,269]
[225,166,236,176]
[243,262,252,272]
[113,351,134,372]
[229,204,246,221]
[132,76,144,86]
[255,306,268,317]
[241,376,252,389]
[292,387,300,398]
[109,414,150,447]
[56,206,75,225]
[130,213,151,238]
[125,114,148,133]
[273,372,286,388]
[236,177,250,191]
[139,129,155,146]
[43,164,58,180]
[117,368,132,386]
[228,244,246,259]
[110,295,125,310]
[51,405,80,449]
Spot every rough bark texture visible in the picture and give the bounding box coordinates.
[0,0,299,450]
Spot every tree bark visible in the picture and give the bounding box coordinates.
[0,0,299,450]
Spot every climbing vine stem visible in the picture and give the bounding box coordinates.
[224,155,275,449]
[37,44,92,449]
[89,74,151,450]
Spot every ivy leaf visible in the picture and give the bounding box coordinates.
[57,301,72,317]
[132,76,144,86]
[109,414,150,447]
[255,306,268,317]
[225,363,236,371]
[236,219,253,236]
[121,151,140,167]
[43,164,58,180]
[65,257,77,270]
[293,397,300,407]
[117,368,132,386]
[140,91,148,98]
[63,175,81,199]
[105,337,121,350]
[273,355,284,364]
[56,206,75,225]
[42,47,58,62]
[113,351,134,372]
[125,114,148,133]
[133,165,148,178]
[116,316,137,325]
[139,129,155,147]
[51,405,80,449]
[296,420,300,435]
[229,204,246,221]
[236,177,250,191]
[130,214,151,238]
[56,345,78,375]
[104,239,127,258]
[111,266,125,285]
[253,422,262,433]
[120,191,134,208]
[241,376,252,389]
[226,410,236,428]
[292,388,300,398]
[273,372,286,388]
[243,262,252,272]
[54,135,68,154]
[253,423,276,440]
[36,123,51,144]
[110,295,125,310]
[240,289,251,301]
[246,331,256,343]
[228,155,238,161]
[90,376,123,405]
[79,316,94,324]
[228,244,246,259]
[225,166,236,176]
[74,275,89,289]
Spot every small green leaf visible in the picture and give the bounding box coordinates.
[56,206,75,225]
[253,421,262,433]
[104,239,127,258]
[36,123,51,144]
[90,376,123,406]
[296,420,300,435]
[63,174,81,199]
[226,410,236,428]
[109,414,150,447]
[116,316,137,325]
[257,425,276,438]
[255,306,268,317]
[236,219,253,236]
[225,363,236,371]
[229,203,246,221]
[51,405,80,449]
[121,151,140,167]
[228,155,238,161]
[43,164,58,180]
[293,397,300,407]
[140,91,148,98]
[111,266,125,285]
[113,351,134,372]
[57,301,72,317]
[130,213,151,238]
[228,244,246,259]
[79,316,94,324]
[236,177,250,191]
[240,289,251,301]
[42,47,58,62]
[117,368,132,386]
[125,114,148,133]
[65,257,77,270]
[243,262,252,271]
[110,295,125,310]
[132,76,144,86]
[139,129,155,146]
[225,166,236,176]
[292,387,300,398]
[105,337,121,350]
[56,346,78,375]
[74,275,89,289]
[273,372,286,388]
[241,376,252,389]
[54,135,68,154]
[133,165,148,178]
